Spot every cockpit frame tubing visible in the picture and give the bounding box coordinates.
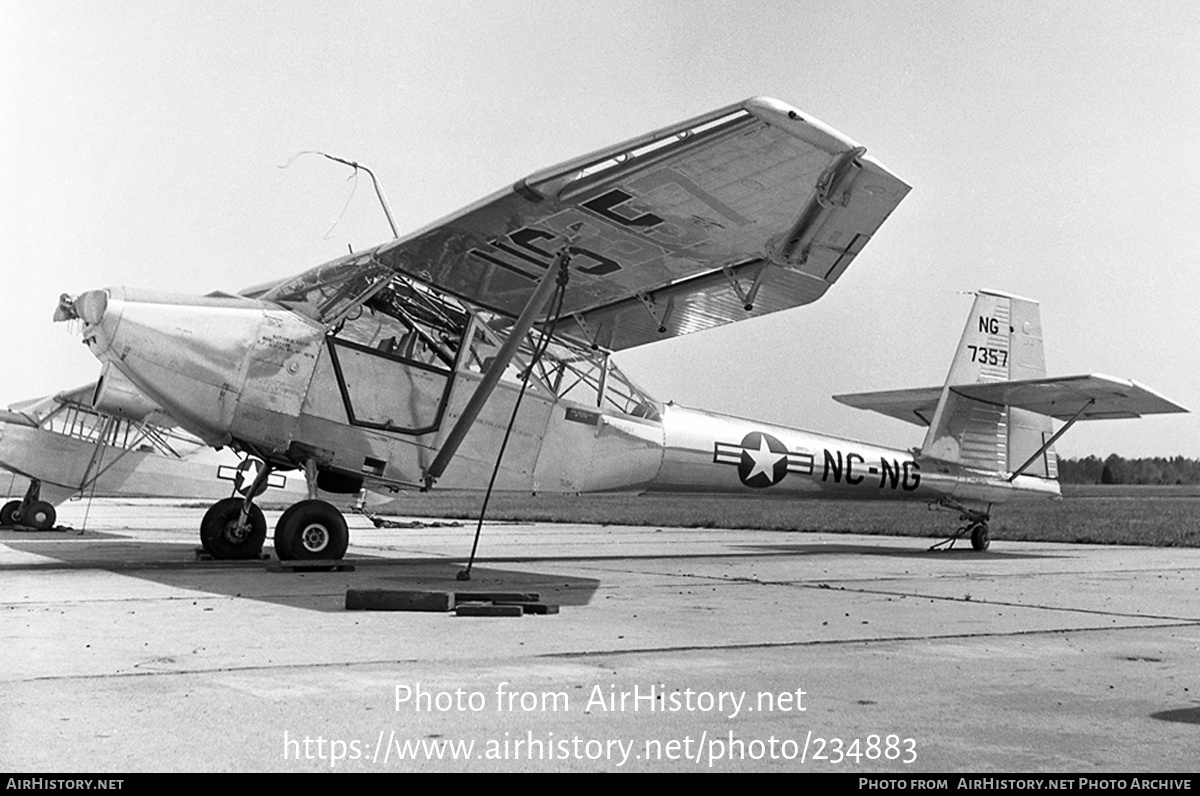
[422,250,568,489]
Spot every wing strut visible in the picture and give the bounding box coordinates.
[1007,399,1095,481]
[722,262,768,311]
[422,249,571,489]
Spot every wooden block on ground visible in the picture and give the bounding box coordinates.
[270,560,354,572]
[346,589,454,612]
[455,604,524,617]
[499,602,560,615]
[197,548,271,562]
[454,592,540,603]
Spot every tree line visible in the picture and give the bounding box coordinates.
[1056,455,1200,485]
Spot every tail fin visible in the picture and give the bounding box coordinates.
[922,290,1058,477]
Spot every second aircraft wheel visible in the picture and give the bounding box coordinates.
[970,522,991,552]
[200,497,267,560]
[22,500,56,530]
[0,500,21,526]
[274,500,349,560]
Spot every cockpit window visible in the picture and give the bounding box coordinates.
[268,259,661,425]
[330,275,469,372]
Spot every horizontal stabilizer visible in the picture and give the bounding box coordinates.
[833,387,942,427]
[836,374,1187,426]
[954,374,1188,420]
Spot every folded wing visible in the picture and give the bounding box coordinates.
[371,97,910,350]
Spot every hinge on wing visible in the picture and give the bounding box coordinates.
[815,146,865,209]
[637,292,671,334]
[571,312,601,350]
[766,146,867,269]
[722,262,769,311]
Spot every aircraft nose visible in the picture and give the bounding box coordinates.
[54,289,108,325]
[75,290,109,325]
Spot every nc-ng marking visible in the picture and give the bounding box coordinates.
[822,450,920,490]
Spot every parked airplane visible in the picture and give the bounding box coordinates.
[51,97,1185,560]
[0,368,297,533]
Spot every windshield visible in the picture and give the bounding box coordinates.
[259,254,394,325]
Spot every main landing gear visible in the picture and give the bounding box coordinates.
[197,459,349,561]
[1,479,57,530]
[929,500,991,552]
[273,499,348,560]
[200,497,267,559]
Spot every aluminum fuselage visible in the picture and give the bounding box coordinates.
[73,286,1059,509]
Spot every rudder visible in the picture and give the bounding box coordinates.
[922,290,1057,476]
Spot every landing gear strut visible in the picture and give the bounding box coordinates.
[930,500,991,552]
[199,460,271,560]
[1,479,57,530]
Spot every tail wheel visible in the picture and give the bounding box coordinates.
[200,497,266,560]
[1,500,20,526]
[274,500,348,560]
[23,501,56,530]
[970,522,990,552]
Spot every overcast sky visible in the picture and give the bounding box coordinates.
[3,0,1198,458]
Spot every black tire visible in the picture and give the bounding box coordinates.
[970,522,990,552]
[23,500,56,530]
[0,500,20,526]
[200,497,266,560]
[274,500,348,560]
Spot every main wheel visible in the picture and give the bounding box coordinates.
[273,500,349,560]
[0,500,20,526]
[970,522,990,552]
[22,500,56,530]
[200,497,266,560]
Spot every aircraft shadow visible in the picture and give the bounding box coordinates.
[0,539,601,612]
[1150,706,1200,725]
[1,528,128,541]
[736,542,1058,561]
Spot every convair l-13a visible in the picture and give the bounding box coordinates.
[53,97,1185,559]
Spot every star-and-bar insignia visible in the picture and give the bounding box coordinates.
[713,431,815,488]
